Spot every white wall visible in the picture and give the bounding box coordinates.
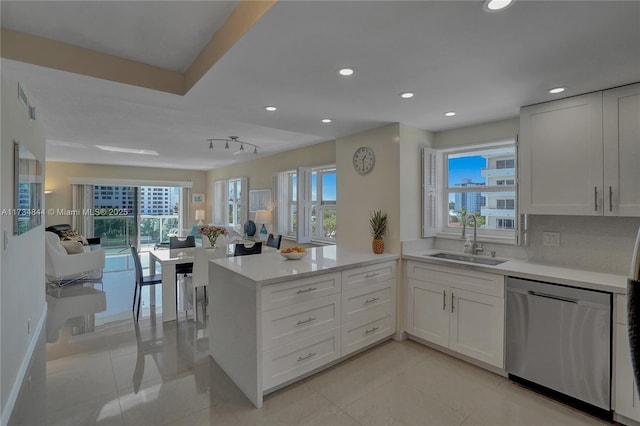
[433,117,519,149]
[336,124,401,253]
[1,76,47,425]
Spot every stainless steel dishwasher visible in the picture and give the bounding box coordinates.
[506,277,612,411]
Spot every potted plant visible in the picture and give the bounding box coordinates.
[369,209,387,254]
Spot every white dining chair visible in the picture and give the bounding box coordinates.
[186,247,226,322]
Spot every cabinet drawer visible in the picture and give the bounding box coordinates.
[407,261,504,298]
[617,294,628,325]
[342,280,393,323]
[262,294,341,350]
[341,305,394,356]
[262,272,341,311]
[341,261,396,291]
[263,328,341,390]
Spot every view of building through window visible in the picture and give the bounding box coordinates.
[93,185,180,248]
[446,145,516,232]
[286,166,336,241]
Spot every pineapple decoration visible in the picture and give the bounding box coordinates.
[369,210,388,254]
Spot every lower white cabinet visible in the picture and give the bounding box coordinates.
[263,328,341,389]
[261,261,396,391]
[615,294,640,423]
[405,261,505,368]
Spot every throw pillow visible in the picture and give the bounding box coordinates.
[60,240,85,254]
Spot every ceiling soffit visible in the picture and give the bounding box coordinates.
[0,0,276,96]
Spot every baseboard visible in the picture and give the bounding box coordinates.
[392,330,407,342]
[1,304,47,426]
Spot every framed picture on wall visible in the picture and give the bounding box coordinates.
[192,193,205,204]
[249,189,271,212]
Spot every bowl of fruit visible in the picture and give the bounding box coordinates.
[278,246,308,260]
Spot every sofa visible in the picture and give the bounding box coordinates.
[45,224,101,246]
[45,231,105,285]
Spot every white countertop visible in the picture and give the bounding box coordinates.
[210,245,399,286]
[403,249,628,294]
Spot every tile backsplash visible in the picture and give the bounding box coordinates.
[422,215,640,276]
[524,215,640,275]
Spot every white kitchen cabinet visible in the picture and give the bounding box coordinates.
[340,261,396,356]
[405,261,505,368]
[603,84,640,217]
[406,279,449,347]
[520,83,640,217]
[615,294,640,423]
[519,92,603,215]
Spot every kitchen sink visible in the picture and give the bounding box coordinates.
[426,252,507,266]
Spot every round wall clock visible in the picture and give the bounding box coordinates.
[353,146,375,175]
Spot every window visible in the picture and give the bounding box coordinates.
[496,199,515,210]
[276,165,336,242]
[228,178,243,226]
[427,143,516,241]
[213,177,248,226]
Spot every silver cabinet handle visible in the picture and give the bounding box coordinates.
[365,272,379,278]
[297,352,317,362]
[364,297,379,304]
[296,287,317,294]
[609,186,613,212]
[594,186,598,211]
[451,292,455,313]
[443,290,447,310]
[296,317,317,325]
[365,326,379,335]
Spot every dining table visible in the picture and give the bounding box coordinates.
[147,241,272,322]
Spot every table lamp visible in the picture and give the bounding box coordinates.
[255,210,272,240]
[195,209,205,225]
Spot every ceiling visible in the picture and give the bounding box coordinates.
[1,1,639,171]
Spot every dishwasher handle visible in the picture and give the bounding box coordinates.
[527,290,578,304]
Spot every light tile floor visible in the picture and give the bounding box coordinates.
[10,258,610,426]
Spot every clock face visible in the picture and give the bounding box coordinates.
[353,146,375,175]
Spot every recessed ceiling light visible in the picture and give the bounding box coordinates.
[322,118,333,123]
[96,145,159,155]
[549,87,566,94]
[444,111,456,117]
[400,92,415,99]
[265,106,277,112]
[338,68,355,77]
[484,0,514,11]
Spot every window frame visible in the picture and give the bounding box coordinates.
[437,141,517,244]
[277,164,337,243]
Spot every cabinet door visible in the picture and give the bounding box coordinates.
[604,83,640,217]
[520,92,603,215]
[406,279,449,347]
[615,323,640,421]
[449,288,504,368]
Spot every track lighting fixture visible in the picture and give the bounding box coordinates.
[205,136,260,154]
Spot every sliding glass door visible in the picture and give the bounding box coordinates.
[92,185,181,250]
[93,186,138,249]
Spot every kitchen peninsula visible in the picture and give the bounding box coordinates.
[208,245,398,407]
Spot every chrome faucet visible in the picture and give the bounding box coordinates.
[462,213,483,255]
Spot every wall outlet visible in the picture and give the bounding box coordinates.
[543,231,561,247]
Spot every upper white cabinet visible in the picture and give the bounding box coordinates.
[604,84,640,216]
[520,83,640,216]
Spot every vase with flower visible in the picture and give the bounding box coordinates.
[197,225,227,248]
